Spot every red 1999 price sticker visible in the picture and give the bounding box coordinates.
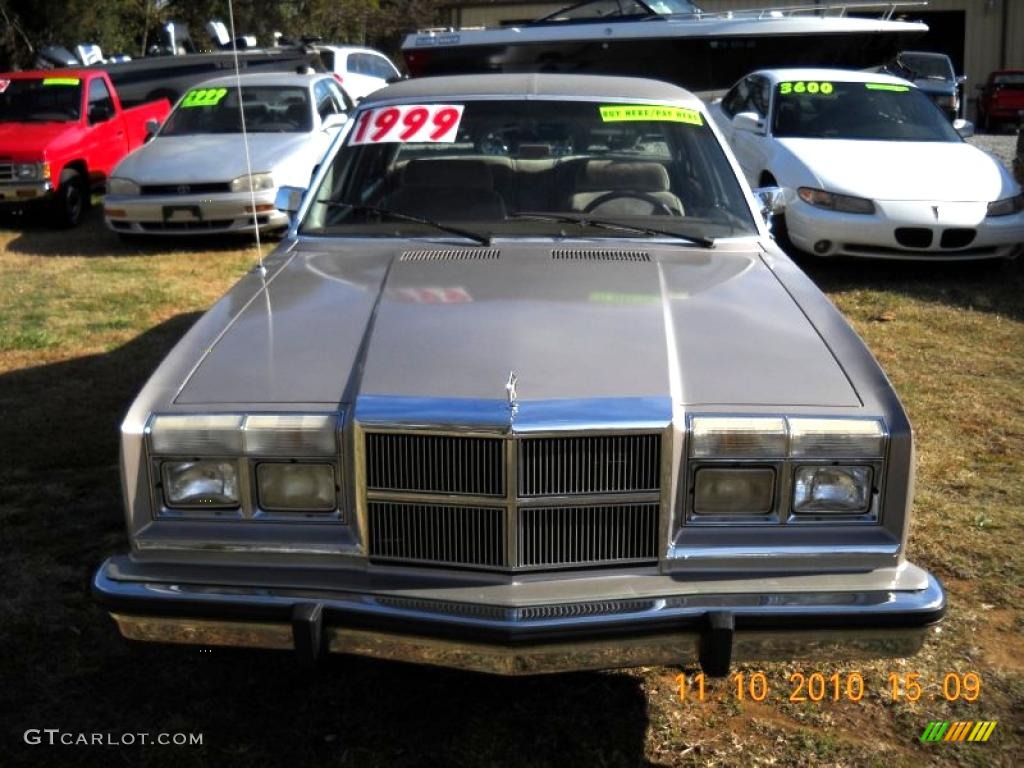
[349,104,465,145]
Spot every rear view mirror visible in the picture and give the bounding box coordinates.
[733,111,765,135]
[321,112,349,131]
[952,119,974,139]
[275,186,306,215]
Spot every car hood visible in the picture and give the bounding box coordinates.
[113,132,312,183]
[777,138,1012,201]
[174,241,860,410]
[0,120,80,157]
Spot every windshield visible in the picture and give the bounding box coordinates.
[895,53,954,81]
[772,80,961,142]
[160,85,311,135]
[0,77,82,122]
[538,0,700,22]
[301,99,756,241]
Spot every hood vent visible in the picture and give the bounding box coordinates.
[552,249,650,262]
[401,249,500,261]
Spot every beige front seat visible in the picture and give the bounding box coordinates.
[567,160,684,216]
[384,159,507,220]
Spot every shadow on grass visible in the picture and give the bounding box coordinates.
[790,250,1024,322]
[0,316,656,768]
[0,206,272,258]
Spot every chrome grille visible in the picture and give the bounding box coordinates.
[519,434,660,496]
[518,504,659,567]
[369,502,506,568]
[366,433,504,496]
[401,249,500,261]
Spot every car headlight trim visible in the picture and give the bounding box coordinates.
[792,465,873,515]
[162,459,240,508]
[986,193,1024,217]
[256,463,336,511]
[230,172,275,193]
[107,177,141,196]
[798,187,875,215]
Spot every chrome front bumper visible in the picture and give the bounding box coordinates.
[94,557,946,675]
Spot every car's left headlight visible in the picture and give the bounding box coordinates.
[107,177,140,196]
[798,187,875,215]
[162,459,240,508]
[987,193,1024,217]
[230,173,275,193]
[14,162,50,181]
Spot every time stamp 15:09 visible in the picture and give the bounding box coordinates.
[675,671,982,704]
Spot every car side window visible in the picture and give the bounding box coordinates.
[749,76,770,118]
[721,79,750,118]
[87,78,114,123]
[349,54,370,76]
[314,79,338,121]
[327,81,354,112]
[370,54,398,80]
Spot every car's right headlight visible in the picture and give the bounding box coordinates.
[162,459,240,508]
[798,187,875,214]
[987,193,1024,217]
[107,177,140,196]
[230,173,274,193]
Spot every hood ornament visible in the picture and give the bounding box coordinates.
[932,205,940,220]
[506,370,518,414]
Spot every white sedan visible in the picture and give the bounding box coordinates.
[710,68,1024,260]
[104,72,352,236]
[314,45,401,101]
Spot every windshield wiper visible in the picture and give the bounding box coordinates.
[316,201,491,246]
[510,210,714,247]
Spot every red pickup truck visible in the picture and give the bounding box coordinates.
[0,69,170,226]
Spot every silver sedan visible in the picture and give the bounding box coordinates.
[103,71,351,236]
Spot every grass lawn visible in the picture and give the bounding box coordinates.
[0,210,1021,767]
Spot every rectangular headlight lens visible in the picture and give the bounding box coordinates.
[788,418,884,458]
[691,417,787,458]
[243,414,336,456]
[150,414,244,454]
[694,467,775,515]
[793,466,872,514]
[257,463,336,511]
[162,460,239,508]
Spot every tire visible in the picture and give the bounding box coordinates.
[53,168,86,227]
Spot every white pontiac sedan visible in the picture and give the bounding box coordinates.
[710,68,1024,260]
[104,72,352,236]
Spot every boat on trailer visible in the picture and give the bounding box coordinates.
[402,0,929,93]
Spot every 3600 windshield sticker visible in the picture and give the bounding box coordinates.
[599,105,703,125]
[181,87,229,108]
[349,104,465,144]
[778,81,834,95]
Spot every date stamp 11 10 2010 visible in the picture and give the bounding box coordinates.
[675,670,982,704]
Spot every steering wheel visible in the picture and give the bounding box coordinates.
[583,190,675,216]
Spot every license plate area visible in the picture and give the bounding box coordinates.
[163,205,201,223]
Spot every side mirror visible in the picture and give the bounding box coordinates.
[956,74,967,85]
[275,185,306,215]
[88,103,113,124]
[733,111,765,135]
[752,186,788,227]
[144,118,161,141]
[953,118,974,138]
[321,112,349,131]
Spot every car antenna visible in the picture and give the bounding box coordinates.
[226,0,266,276]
